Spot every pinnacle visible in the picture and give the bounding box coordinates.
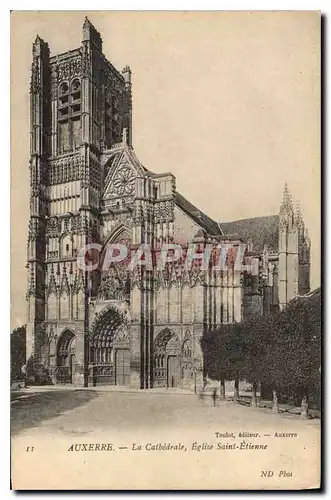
[34,34,46,45]
[294,202,304,229]
[280,183,293,214]
[83,16,91,27]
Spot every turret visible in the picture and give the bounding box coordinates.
[122,66,133,146]
[82,16,102,51]
[297,206,311,295]
[278,184,310,309]
[26,35,51,375]
[30,35,51,158]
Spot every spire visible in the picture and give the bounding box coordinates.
[294,202,304,230]
[60,267,70,294]
[280,183,293,215]
[83,16,91,29]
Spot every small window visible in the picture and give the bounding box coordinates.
[71,79,81,92]
[59,82,69,95]
[70,79,81,107]
[66,244,70,253]
[58,108,68,118]
[71,104,80,114]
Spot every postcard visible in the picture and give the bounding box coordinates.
[10,10,321,490]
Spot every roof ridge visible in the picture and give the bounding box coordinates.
[220,214,279,224]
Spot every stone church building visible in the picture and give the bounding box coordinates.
[26,18,311,388]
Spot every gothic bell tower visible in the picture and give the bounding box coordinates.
[26,18,133,385]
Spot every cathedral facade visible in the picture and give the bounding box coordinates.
[26,18,311,388]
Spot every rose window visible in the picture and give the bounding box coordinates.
[113,167,135,196]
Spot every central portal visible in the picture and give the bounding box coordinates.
[89,305,130,386]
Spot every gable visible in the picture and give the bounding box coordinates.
[173,205,201,243]
[102,147,147,206]
[103,156,136,199]
[175,192,222,236]
[102,144,152,203]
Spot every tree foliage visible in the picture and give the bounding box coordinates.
[11,325,26,380]
[200,289,321,410]
[267,292,321,401]
[200,323,245,383]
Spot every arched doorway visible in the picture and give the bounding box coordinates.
[153,329,181,388]
[89,306,130,386]
[56,330,75,384]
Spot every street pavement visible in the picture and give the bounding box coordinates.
[11,386,320,438]
[11,388,321,490]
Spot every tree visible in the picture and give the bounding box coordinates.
[200,326,228,392]
[241,314,275,407]
[270,291,321,418]
[261,311,288,414]
[201,288,321,417]
[11,325,26,381]
[200,323,245,402]
[225,323,245,402]
[258,290,321,417]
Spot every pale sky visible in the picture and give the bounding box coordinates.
[11,11,320,329]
